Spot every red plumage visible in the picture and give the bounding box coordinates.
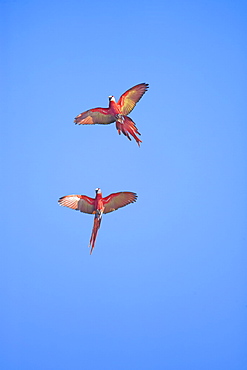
[58,188,137,253]
[74,83,149,146]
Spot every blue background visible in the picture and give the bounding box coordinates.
[1,1,247,369]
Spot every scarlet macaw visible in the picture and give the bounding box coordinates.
[58,188,137,254]
[74,83,149,146]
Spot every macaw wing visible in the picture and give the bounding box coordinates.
[74,107,115,125]
[117,83,149,116]
[102,192,137,214]
[58,194,95,214]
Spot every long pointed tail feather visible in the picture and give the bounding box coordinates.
[115,116,142,147]
[89,214,102,254]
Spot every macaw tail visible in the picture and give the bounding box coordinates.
[89,214,102,254]
[115,116,142,147]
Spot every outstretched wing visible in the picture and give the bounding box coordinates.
[102,192,137,214]
[117,83,149,116]
[74,107,115,125]
[58,195,95,214]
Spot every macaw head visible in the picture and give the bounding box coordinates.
[108,96,115,102]
[95,188,102,194]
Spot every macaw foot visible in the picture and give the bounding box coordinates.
[115,116,142,147]
[115,114,124,124]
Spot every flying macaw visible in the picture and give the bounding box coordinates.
[74,83,149,146]
[58,188,137,254]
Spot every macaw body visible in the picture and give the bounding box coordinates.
[58,188,137,254]
[74,83,149,146]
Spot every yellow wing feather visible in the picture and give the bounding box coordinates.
[74,108,115,125]
[117,83,149,116]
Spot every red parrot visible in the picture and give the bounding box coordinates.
[74,83,149,146]
[58,188,137,254]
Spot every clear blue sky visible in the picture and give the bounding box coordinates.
[1,1,247,369]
